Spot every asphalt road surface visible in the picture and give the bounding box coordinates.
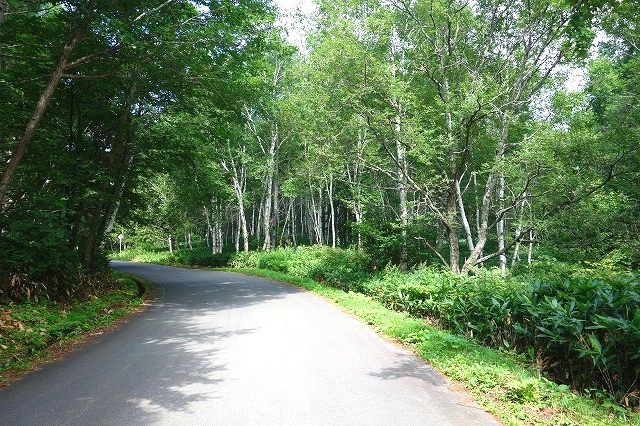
[0,261,500,425]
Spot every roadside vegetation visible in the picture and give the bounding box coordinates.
[110,245,639,425]
[0,272,149,386]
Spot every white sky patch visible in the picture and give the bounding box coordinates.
[564,66,587,92]
[272,0,316,49]
[274,0,315,15]
[563,31,610,92]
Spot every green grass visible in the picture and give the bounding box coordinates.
[227,267,639,426]
[0,272,150,384]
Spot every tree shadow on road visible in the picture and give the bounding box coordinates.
[368,353,449,387]
[0,264,302,425]
[112,266,303,424]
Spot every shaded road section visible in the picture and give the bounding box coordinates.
[0,261,500,425]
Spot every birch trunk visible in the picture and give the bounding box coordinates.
[511,193,527,267]
[461,174,497,274]
[497,173,507,273]
[234,211,240,252]
[203,205,213,252]
[347,127,366,250]
[391,29,409,270]
[290,199,297,246]
[446,187,461,274]
[273,178,280,247]
[456,176,475,253]
[444,72,460,274]
[210,199,224,254]
[461,122,508,273]
[261,124,278,251]
[222,145,249,252]
[103,155,134,236]
[308,183,323,245]
[396,118,409,271]
[262,177,273,251]
[327,175,336,248]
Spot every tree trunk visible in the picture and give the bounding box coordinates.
[209,199,224,254]
[104,155,134,236]
[511,194,527,267]
[234,211,241,252]
[204,205,213,251]
[474,173,482,261]
[0,0,5,71]
[390,29,409,270]
[262,179,273,250]
[327,175,336,248]
[396,123,409,271]
[222,147,249,252]
[0,27,84,205]
[261,124,278,251]
[461,120,508,273]
[82,74,138,267]
[273,177,280,248]
[308,184,323,245]
[461,174,497,273]
[447,189,461,274]
[239,205,249,252]
[497,173,507,273]
[456,176,475,253]
[291,199,297,246]
[347,127,366,250]
[250,204,257,239]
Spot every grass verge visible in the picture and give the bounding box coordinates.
[227,267,638,426]
[0,271,152,387]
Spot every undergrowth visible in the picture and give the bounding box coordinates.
[0,272,147,384]
[110,246,231,268]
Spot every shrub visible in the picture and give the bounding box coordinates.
[307,247,373,291]
[364,266,452,319]
[511,276,640,407]
[230,246,373,292]
[168,248,231,267]
[365,264,640,408]
[258,250,294,274]
[230,251,261,269]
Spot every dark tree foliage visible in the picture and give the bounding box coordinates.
[0,0,277,300]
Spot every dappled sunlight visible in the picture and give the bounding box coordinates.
[106,262,305,423]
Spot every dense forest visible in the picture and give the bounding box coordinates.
[1,0,639,414]
[2,0,637,284]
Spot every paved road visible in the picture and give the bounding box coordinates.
[0,262,500,425]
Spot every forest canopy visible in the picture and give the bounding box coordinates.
[1,0,638,297]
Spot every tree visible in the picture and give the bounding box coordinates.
[0,0,279,297]
[369,0,573,273]
[0,0,200,206]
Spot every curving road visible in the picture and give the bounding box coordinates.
[0,261,500,425]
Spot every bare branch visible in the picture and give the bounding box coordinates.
[133,0,176,22]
